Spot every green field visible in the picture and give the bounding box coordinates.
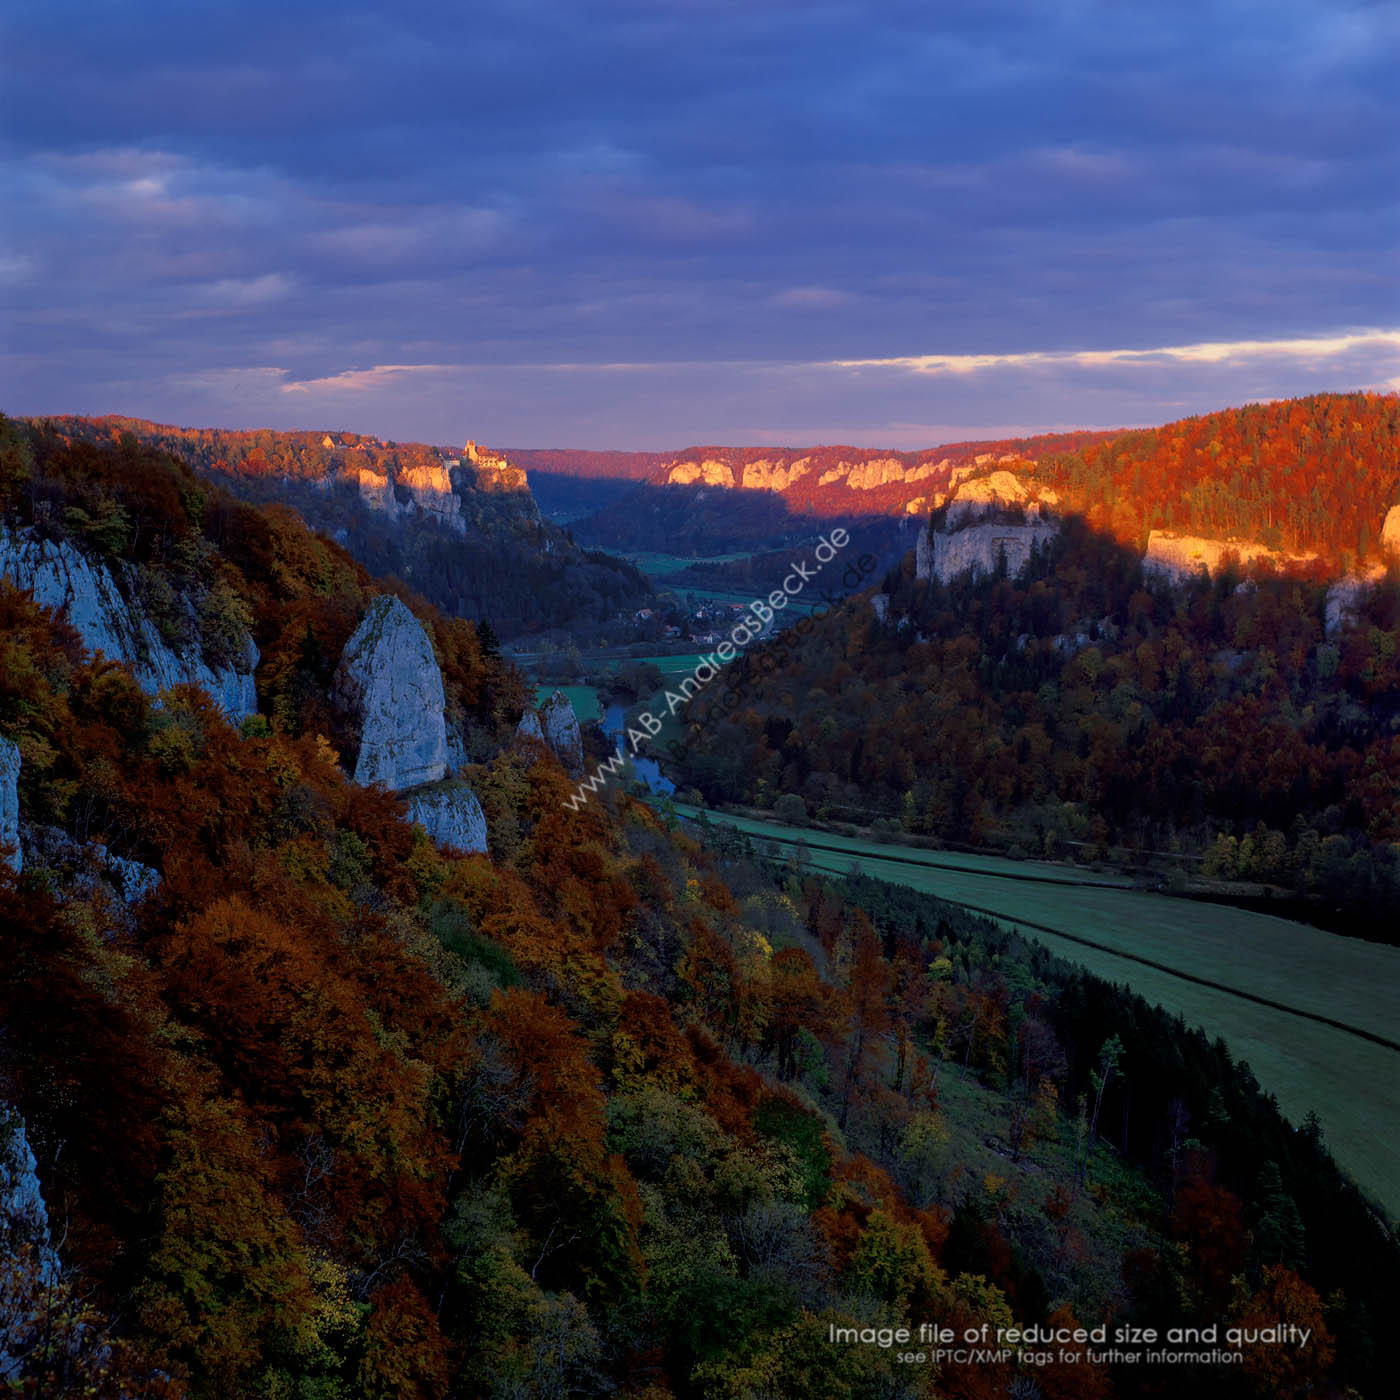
[670,802,1400,1219]
[625,550,754,575]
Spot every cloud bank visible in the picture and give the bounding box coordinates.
[2,0,1396,445]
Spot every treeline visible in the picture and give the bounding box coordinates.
[670,514,1400,932]
[2,427,1391,1397]
[1035,392,1400,568]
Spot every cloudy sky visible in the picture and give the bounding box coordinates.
[2,0,1397,448]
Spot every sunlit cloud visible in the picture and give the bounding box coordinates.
[280,363,459,394]
[831,330,1400,376]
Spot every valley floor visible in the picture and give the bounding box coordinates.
[664,800,1400,1222]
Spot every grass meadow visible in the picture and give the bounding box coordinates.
[671,803,1400,1219]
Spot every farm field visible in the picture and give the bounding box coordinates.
[671,801,1400,1219]
[624,550,754,575]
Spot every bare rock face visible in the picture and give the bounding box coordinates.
[19,822,159,914]
[741,458,813,491]
[1,736,19,874]
[406,783,488,854]
[399,463,466,534]
[916,471,1059,584]
[0,524,259,721]
[1142,531,1317,582]
[516,708,545,744]
[1382,504,1400,557]
[334,595,447,791]
[356,467,403,516]
[1,1105,64,1383]
[1325,565,1387,636]
[540,690,584,776]
[667,459,735,487]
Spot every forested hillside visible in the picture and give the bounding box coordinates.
[2,422,1393,1397]
[40,417,655,641]
[1034,393,1400,569]
[670,511,1400,932]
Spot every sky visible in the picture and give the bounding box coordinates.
[2,0,1397,450]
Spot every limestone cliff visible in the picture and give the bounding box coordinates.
[1142,531,1318,582]
[1,1107,62,1384]
[1383,504,1400,556]
[0,525,259,721]
[399,463,464,533]
[540,691,584,776]
[916,470,1060,584]
[406,783,488,855]
[740,458,813,491]
[1325,565,1388,636]
[667,459,736,487]
[516,708,545,744]
[333,595,448,791]
[1,736,19,874]
[19,822,160,914]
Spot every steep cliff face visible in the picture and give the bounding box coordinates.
[516,708,545,744]
[1,1107,62,1383]
[1383,504,1400,556]
[0,525,259,720]
[1142,531,1318,581]
[540,691,584,776]
[916,471,1061,584]
[740,458,812,491]
[333,596,448,791]
[406,783,488,855]
[667,459,736,487]
[0,737,19,874]
[399,463,464,533]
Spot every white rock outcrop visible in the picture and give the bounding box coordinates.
[740,458,813,492]
[667,459,736,487]
[1,1106,64,1384]
[916,471,1059,584]
[0,525,259,721]
[540,690,584,776]
[406,783,488,855]
[1382,504,1400,557]
[1,737,19,874]
[334,595,448,791]
[516,708,545,744]
[1142,531,1317,582]
[399,463,465,533]
[356,468,403,516]
[19,823,159,913]
[1324,565,1387,636]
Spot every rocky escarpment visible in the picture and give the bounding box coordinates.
[406,783,488,855]
[18,821,160,915]
[1,1107,63,1383]
[333,596,448,791]
[0,525,259,720]
[1383,504,1400,556]
[916,470,1060,585]
[515,694,583,775]
[1142,531,1318,582]
[540,690,584,776]
[1,737,19,874]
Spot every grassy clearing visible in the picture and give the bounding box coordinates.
[674,803,1400,1219]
